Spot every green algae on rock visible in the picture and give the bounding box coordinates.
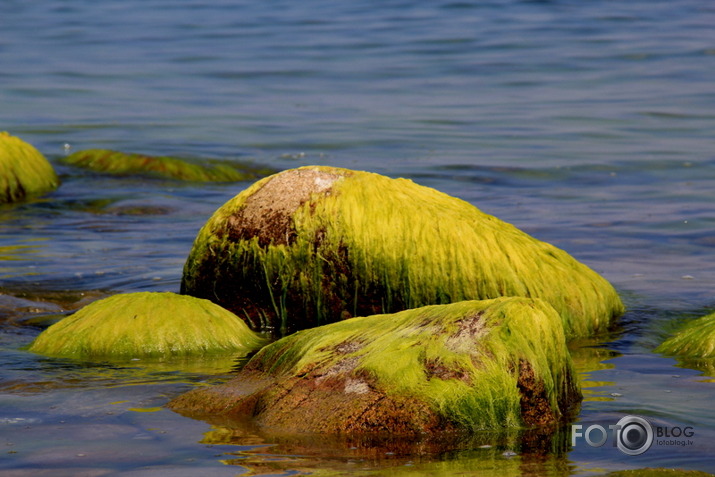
[181,165,624,336]
[0,131,59,203]
[656,311,715,359]
[169,298,582,434]
[28,292,267,359]
[61,148,275,182]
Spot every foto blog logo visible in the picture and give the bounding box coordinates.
[572,415,695,456]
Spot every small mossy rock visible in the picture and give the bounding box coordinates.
[181,165,624,337]
[28,292,267,358]
[0,131,59,203]
[656,312,715,359]
[169,298,582,434]
[61,149,275,182]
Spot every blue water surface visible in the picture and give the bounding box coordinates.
[1,1,715,475]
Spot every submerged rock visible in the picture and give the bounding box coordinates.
[0,132,59,203]
[656,311,715,359]
[181,165,624,336]
[169,298,582,434]
[61,149,275,182]
[28,292,266,359]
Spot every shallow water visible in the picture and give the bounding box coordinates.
[2,0,715,475]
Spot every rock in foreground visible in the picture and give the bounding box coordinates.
[169,298,581,434]
[181,165,624,336]
[29,292,266,359]
[0,131,59,203]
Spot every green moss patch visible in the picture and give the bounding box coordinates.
[656,311,715,359]
[0,131,59,203]
[61,149,275,182]
[28,292,267,359]
[169,298,581,434]
[181,166,624,337]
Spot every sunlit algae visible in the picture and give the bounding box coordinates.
[169,298,581,432]
[0,132,59,203]
[29,292,266,358]
[657,311,715,359]
[181,165,624,337]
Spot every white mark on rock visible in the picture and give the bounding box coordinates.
[344,378,370,395]
[313,175,336,191]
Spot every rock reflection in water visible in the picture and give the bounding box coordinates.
[195,414,574,477]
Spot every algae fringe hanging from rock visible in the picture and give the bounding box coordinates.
[169,298,582,433]
[61,149,275,182]
[181,165,624,337]
[0,132,59,203]
[28,292,267,359]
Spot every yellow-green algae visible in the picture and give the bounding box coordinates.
[61,148,275,182]
[28,292,267,359]
[0,131,59,203]
[656,311,715,359]
[181,165,624,337]
[169,298,581,432]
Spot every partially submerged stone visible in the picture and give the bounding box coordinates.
[169,298,582,434]
[181,165,624,337]
[28,292,266,359]
[61,149,275,182]
[0,131,59,203]
[656,312,715,359]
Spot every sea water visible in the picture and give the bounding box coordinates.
[1,1,714,475]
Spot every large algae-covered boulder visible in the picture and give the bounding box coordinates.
[656,312,715,359]
[28,292,266,359]
[181,166,624,336]
[169,298,582,434]
[0,131,59,203]
[61,149,275,182]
